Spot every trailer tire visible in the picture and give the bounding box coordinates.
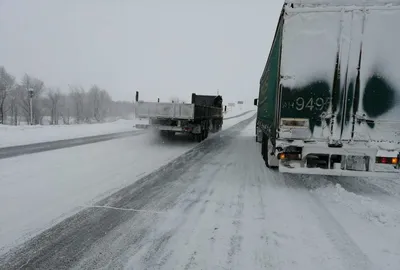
[262,133,275,168]
[261,134,267,166]
[255,126,262,143]
[262,134,279,169]
[195,133,202,142]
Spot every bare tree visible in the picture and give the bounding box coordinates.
[8,87,19,125]
[59,93,71,125]
[47,89,62,125]
[0,66,15,124]
[87,85,112,122]
[69,85,85,124]
[9,84,26,125]
[87,85,101,122]
[99,89,112,121]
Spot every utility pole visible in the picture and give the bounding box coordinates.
[134,91,139,119]
[28,87,34,125]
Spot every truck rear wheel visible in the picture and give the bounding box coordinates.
[262,134,279,169]
[195,133,202,142]
[256,126,262,143]
[261,134,269,167]
[262,134,278,169]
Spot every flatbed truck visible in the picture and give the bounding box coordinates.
[135,93,223,142]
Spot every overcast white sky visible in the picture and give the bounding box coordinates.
[0,0,282,103]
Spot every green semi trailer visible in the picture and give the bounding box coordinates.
[255,0,400,177]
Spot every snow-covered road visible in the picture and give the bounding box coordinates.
[0,113,255,255]
[1,115,399,269]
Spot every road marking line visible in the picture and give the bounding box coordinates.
[87,205,166,214]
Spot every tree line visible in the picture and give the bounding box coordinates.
[0,66,134,125]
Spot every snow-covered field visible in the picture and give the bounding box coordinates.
[0,113,254,255]
[0,119,145,148]
[223,104,254,117]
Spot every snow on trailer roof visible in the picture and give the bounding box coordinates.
[284,0,400,7]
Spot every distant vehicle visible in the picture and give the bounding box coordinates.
[237,101,244,104]
[135,93,223,142]
[254,0,400,177]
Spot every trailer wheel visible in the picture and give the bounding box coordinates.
[261,133,265,158]
[255,126,262,143]
[195,133,202,142]
[262,134,279,169]
[262,133,271,168]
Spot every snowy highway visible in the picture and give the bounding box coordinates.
[1,114,400,269]
[0,111,254,255]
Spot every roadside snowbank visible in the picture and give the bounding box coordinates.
[313,181,400,228]
[0,119,146,148]
[306,176,400,270]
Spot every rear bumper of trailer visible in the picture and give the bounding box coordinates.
[276,140,400,178]
[279,164,400,178]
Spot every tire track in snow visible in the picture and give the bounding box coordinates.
[226,176,246,267]
[138,162,224,269]
[282,174,375,270]
[224,110,254,120]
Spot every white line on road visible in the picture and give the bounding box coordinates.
[87,205,166,214]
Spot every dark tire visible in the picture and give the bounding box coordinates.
[262,133,270,168]
[195,133,202,142]
[261,134,265,158]
[160,131,168,138]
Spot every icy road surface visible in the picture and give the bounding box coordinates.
[0,112,254,255]
[2,116,400,269]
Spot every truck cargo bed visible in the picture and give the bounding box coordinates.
[135,102,222,120]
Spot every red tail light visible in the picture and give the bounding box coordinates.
[376,157,399,165]
[278,153,301,160]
